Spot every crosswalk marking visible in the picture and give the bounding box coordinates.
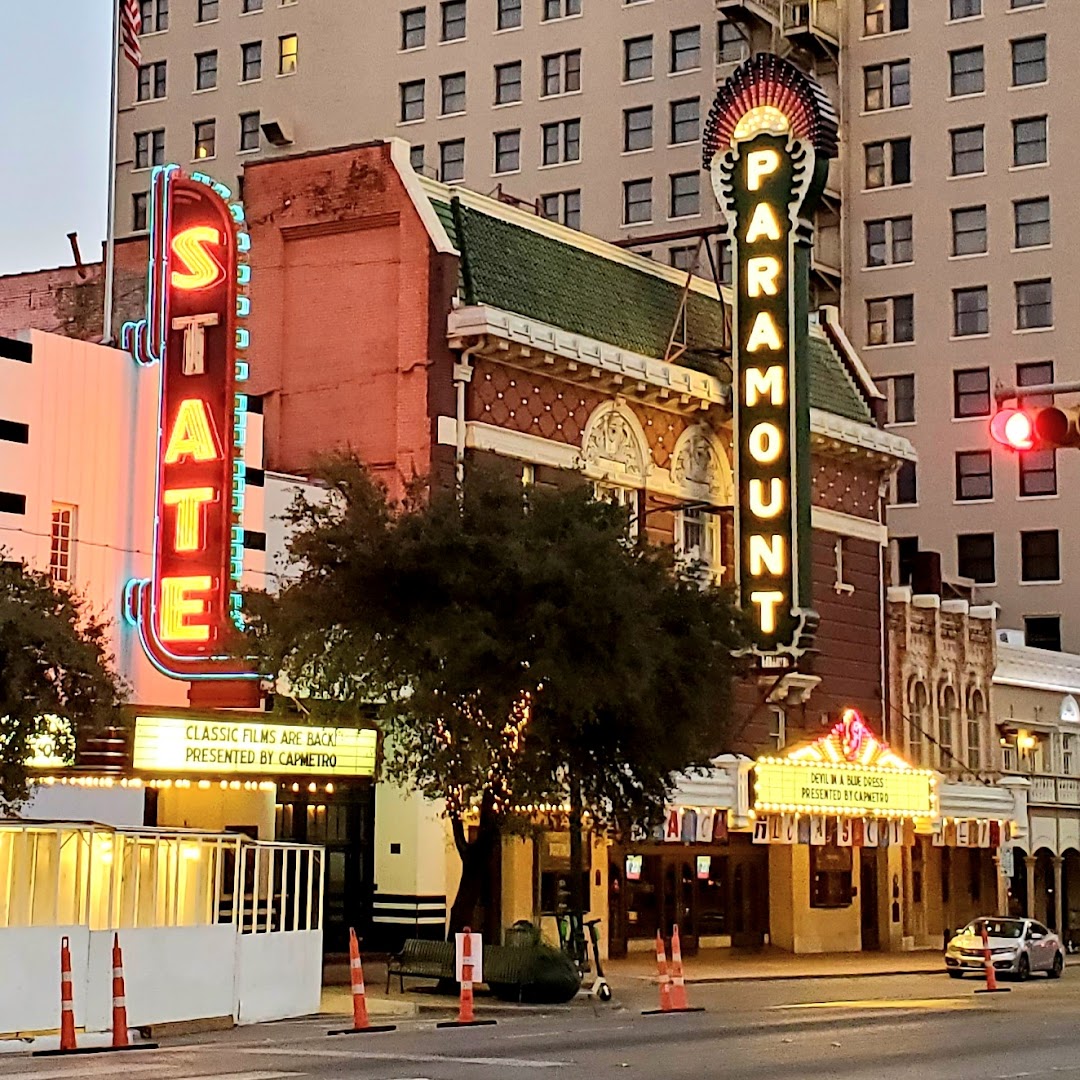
[243,1046,565,1068]
[773,997,975,1011]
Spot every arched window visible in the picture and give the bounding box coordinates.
[967,687,985,772]
[908,679,929,767]
[938,683,957,769]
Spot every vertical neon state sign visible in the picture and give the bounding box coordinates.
[704,55,838,660]
[123,167,256,681]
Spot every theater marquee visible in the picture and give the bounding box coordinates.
[704,55,838,661]
[132,715,378,778]
[753,709,937,820]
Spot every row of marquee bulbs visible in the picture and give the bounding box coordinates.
[32,776,337,794]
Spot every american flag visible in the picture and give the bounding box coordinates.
[121,0,143,70]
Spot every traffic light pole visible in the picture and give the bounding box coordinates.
[996,380,1080,404]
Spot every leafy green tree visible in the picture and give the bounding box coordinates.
[0,557,125,811]
[244,456,746,935]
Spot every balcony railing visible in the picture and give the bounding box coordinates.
[1027,774,1080,806]
[717,0,782,21]
[783,0,840,47]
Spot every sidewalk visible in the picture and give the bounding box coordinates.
[606,946,945,984]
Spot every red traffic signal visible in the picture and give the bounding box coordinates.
[990,408,1036,450]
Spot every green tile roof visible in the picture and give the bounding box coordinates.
[432,196,873,425]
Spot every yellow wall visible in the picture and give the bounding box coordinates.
[768,844,862,954]
[374,784,450,898]
[155,787,275,840]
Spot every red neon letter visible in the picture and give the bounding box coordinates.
[170,226,224,291]
[160,576,213,643]
[164,398,222,465]
[163,487,216,552]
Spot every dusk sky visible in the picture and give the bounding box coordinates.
[1,1,112,276]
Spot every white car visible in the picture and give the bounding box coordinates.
[945,917,1064,980]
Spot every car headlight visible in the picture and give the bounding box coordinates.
[991,948,1017,956]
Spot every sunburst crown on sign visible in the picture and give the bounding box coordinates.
[784,708,915,772]
[702,52,839,168]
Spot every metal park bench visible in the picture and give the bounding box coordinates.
[386,937,537,998]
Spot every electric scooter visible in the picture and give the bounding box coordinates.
[582,917,613,1002]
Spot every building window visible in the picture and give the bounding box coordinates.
[670,98,699,145]
[441,72,466,115]
[540,190,581,230]
[497,0,521,29]
[864,137,910,188]
[864,60,910,110]
[677,505,721,578]
[410,145,425,172]
[278,34,298,74]
[401,7,426,49]
[194,119,216,160]
[669,172,699,218]
[1017,360,1053,406]
[543,0,581,19]
[718,20,746,64]
[135,128,165,169]
[881,374,915,424]
[894,460,917,505]
[949,47,984,97]
[1012,36,1047,86]
[1013,116,1048,167]
[966,690,986,772]
[670,26,700,73]
[951,205,987,256]
[1025,615,1061,653]
[441,0,466,40]
[495,61,522,104]
[953,368,990,418]
[132,191,148,231]
[1016,279,1052,329]
[623,179,652,224]
[669,246,697,272]
[865,216,912,267]
[1012,0,1044,6]
[542,119,580,165]
[1014,197,1050,249]
[542,50,581,97]
[197,0,218,21]
[195,50,218,90]
[950,0,981,17]
[623,106,653,152]
[439,139,465,182]
[956,450,992,501]
[953,286,988,336]
[864,0,908,36]
[866,295,914,345]
[48,505,76,583]
[717,237,732,285]
[494,130,520,173]
[1021,529,1060,582]
[624,36,653,81]
[400,80,425,122]
[241,41,262,81]
[810,843,853,909]
[139,0,169,33]
[951,126,984,175]
[896,535,919,585]
[239,111,260,151]
[957,533,995,584]
[242,0,262,11]
[1020,449,1057,497]
[137,60,167,101]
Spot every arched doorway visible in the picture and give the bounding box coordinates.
[1008,846,1028,918]
[1035,848,1056,929]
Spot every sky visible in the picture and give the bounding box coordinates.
[0,0,112,276]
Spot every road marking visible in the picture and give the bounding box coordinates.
[773,997,975,1011]
[1,1067,166,1080]
[242,1046,564,1068]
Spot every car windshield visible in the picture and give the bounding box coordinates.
[964,919,1024,939]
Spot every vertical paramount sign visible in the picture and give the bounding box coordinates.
[704,55,838,662]
[123,167,256,683]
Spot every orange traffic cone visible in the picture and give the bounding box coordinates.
[643,926,704,1016]
[60,936,78,1052]
[111,934,129,1048]
[974,922,1011,995]
[437,927,496,1028]
[328,928,396,1035]
[642,931,673,1014]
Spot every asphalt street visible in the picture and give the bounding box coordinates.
[8,971,1080,1080]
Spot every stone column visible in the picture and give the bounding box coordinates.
[1053,855,1064,935]
[994,851,1009,918]
[1025,854,1038,919]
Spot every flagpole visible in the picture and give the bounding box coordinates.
[102,0,121,344]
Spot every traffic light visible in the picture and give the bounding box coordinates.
[990,406,1080,451]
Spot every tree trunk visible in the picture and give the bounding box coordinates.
[567,775,587,964]
[447,790,501,937]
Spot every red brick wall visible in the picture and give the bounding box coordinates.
[243,143,446,496]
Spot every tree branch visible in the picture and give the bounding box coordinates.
[450,812,469,860]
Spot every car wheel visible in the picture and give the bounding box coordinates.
[1018,953,1031,981]
[947,970,964,979]
[1049,952,1064,979]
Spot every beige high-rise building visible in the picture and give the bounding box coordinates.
[115,0,1073,649]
